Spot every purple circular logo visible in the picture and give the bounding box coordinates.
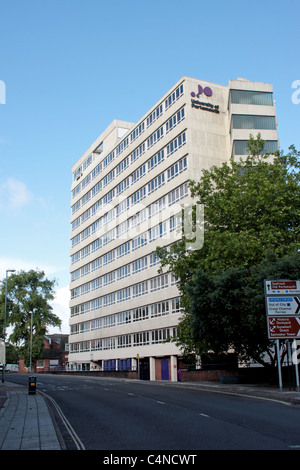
[191,84,213,98]
[203,86,212,97]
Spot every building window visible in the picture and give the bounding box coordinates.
[233,140,279,156]
[133,306,149,322]
[151,300,169,318]
[165,83,184,110]
[132,164,146,184]
[152,328,171,344]
[230,90,273,106]
[118,335,132,348]
[168,182,188,206]
[133,332,149,346]
[147,126,164,149]
[132,233,147,252]
[149,222,167,243]
[167,157,187,181]
[148,173,165,195]
[117,311,131,325]
[171,297,181,313]
[131,186,146,205]
[117,241,130,258]
[148,196,166,218]
[117,287,131,303]
[166,107,185,133]
[148,149,164,172]
[232,115,276,130]
[132,256,148,274]
[147,104,163,127]
[117,264,131,280]
[132,281,148,298]
[166,132,186,157]
[150,274,168,292]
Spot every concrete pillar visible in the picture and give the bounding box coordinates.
[170,355,178,382]
[149,357,156,381]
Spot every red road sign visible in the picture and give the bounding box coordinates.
[267,316,300,339]
[270,281,297,290]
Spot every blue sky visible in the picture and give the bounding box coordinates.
[1,0,299,333]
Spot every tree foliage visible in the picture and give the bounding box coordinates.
[184,252,300,367]
[0,269,61,366]
[156,136,300,364]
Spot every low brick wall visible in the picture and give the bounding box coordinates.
[181,369,238,382]
[56,370,139,380]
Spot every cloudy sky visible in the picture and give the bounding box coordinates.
[1,0,299,334]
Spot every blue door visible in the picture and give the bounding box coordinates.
[161,359,169,380]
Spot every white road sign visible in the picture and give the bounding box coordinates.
[266,296,300,316]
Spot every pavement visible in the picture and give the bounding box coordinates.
[0,380,64,450]
[0,375,300,451]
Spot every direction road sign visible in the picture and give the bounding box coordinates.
[267,316,300,339]
[266,296,300,316]
[264,279,300,339]
[265,280,300,295]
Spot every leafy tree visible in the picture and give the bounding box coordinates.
[0,269,62,366]
[5,343,21,364]
[184,252,300,367]
[157,136,300,364]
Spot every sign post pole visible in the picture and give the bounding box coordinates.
[264,279,300,391]
[292,339,300,391]
[276,339,283,391]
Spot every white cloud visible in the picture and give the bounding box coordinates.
[0,177,33,211]
[0,257,65,280]
[49,286,70,335]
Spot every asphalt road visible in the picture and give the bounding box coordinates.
[6,374,300,451]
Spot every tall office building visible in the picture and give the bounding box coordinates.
[69,76,279,380]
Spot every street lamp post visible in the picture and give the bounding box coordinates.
[1,269,16,383]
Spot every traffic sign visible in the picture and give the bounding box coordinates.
[266,296,300,316]
[264,279,300,339]
[265,280,300,295]
[267,316,300,339]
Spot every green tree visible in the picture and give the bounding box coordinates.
[157,137,300,363]
[0,269,62,366]
[184,252,300,367]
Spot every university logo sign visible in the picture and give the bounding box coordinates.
[191,84,212,98]
[191,84,219,114]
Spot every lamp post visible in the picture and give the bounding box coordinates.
[1,269,16,383]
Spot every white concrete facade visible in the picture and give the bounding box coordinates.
[68,76,278,380]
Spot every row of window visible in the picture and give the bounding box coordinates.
[70,272,179,317]
[70,327,178,353]
[72,136,186,238]
[71,251,170,299]
[70,155,187,258]
[70,185,188,283]
[70,297,181,336]
[72,83,184,197]
[71,117,186,217]
[71,133,186,232]
[71,198,183,266]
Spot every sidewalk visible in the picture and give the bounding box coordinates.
[0,380,64,450]
[169,380,300,406]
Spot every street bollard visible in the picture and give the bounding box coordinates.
[28,376,37,394]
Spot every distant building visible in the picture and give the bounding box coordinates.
[68,76,279,380]
[36,334,69,372]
